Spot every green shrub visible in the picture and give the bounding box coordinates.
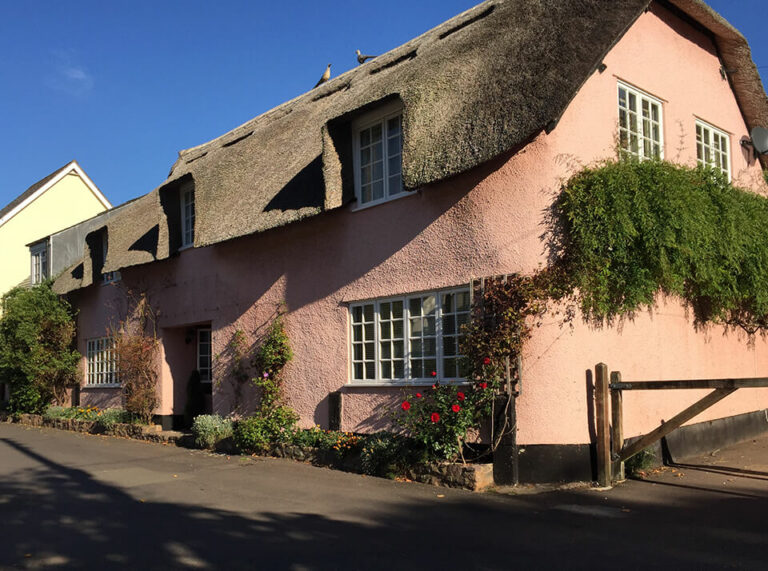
[95,408,134,431]
[395,385,480,462]
[360,432,416,478]
[234,406,297,452]
[192,414,234,449]
[43,406,69,420]
[0,283,80,414]
[558,160,768,331]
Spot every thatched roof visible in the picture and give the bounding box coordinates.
[55,0,768,294]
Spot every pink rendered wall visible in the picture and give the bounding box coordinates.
[73,3,768,442]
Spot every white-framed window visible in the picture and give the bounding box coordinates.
[86,337,119,387]
[197,328,212,383]
[30,241,49,285]
[696,119,730,181]
[352,102,404,208]
[101,232,121,284]
[181,184,195,248]
[349,287,471,384]
[618,81,663,160]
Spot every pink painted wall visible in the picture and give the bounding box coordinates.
[73,3,768,444]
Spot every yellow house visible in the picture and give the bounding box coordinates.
[0,160,111,297]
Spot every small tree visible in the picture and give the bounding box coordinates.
[0,282,80,414]
[111,292,159,423]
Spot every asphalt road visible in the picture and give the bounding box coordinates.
[1,423,767,570]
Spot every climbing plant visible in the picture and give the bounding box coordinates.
[111,291,159,423]
[555,159,768,333]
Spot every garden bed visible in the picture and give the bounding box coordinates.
[1,413,178,444]
[2,412,494,491]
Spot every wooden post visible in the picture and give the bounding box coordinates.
[595,363,611,487]
[610,371,624,482]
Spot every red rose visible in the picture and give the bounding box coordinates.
[432,384,437,390]
[478,382,488,389]
[401,401,411,411]
[483,357,491,365]
[452,404,461,413]
[431,371,437,377]
[457,392,465,401]
[416,393,422,398]
[430,412,440,423]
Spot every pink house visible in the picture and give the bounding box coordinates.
[49,0,768,482]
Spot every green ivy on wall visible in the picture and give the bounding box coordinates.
[555,159,768,333]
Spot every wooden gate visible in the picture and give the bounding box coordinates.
[593,363,768,487]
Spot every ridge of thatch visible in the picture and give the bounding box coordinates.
[56,0,768,294]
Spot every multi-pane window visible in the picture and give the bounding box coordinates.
[354,106,404,206]
[181,185,195,248]
[350,288,470,383]
[30,241,49,285]
[86,337,118,386]
[618,82,663,160]
[696,120,730,181]
[198,328,212,382]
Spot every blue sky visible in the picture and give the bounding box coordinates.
[1,1,766,210]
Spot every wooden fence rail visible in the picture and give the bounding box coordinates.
[594,363,768,487]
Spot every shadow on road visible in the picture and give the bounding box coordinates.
[669,461,768,481]
[2,436,768,569]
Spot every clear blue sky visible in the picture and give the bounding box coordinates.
[1,1,766,210]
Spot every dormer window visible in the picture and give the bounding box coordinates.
[353,102,404,207]
[181,184,195,248]
[101,232,120,284]
[30,241,49,285]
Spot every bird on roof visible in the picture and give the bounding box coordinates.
[314,64,331,88]
[356,50,376,65]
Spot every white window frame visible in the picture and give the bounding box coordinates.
[352,101,405,209]
[348,286,471,386]
[180,184,195,248]
[86,337,119,387]
[617,81,664,161]
[197,327,212,383]
[696,119,731,181]
[30,241,49,285]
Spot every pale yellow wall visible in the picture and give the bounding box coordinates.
[0,171,108,297]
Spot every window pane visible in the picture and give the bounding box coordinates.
[372,180,384,200]
[372,141,383,162]
[389,174,403,196]
[372,161,383,181]
[392,301,403,319]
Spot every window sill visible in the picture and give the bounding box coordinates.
[345,379,470,388]
[350,189,416,213]
[82,384,121,389]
